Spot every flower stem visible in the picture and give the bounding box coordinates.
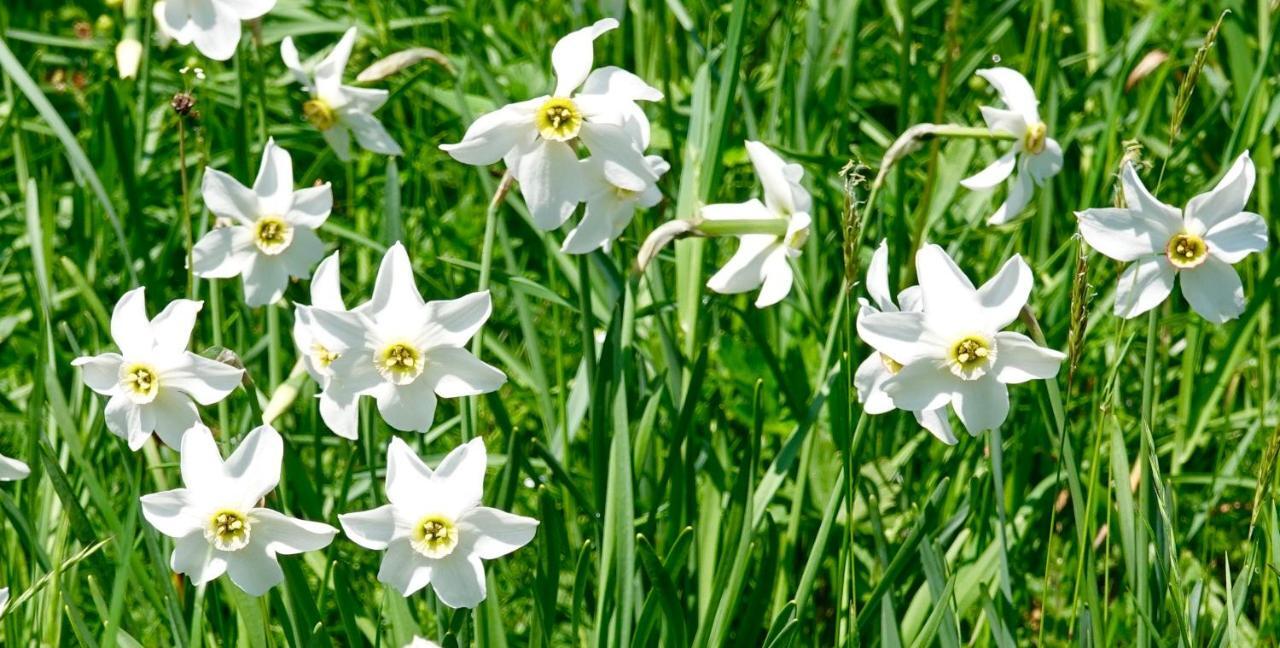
[178,116,193,299]
[692,218,789,237]
[466,172,513,441]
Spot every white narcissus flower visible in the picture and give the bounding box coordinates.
[115,38,143,79]
[152,0,275,61]
[1076,153,1268,323]
[440,19,662,230]
[307,243,506,438]
[193,138,332,307]
[140,425,337,596]
[71,288,244,451]
[561,154,668,254]
[340,437,538,608]
[961,67,1063,225]
[858,245,1066,434]
[855,241,956,445]
[705,141,812,308]
[0,451,28,481]
[281,27,403,162]
[291,251,364,436]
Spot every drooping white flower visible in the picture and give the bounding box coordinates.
[1076,153,1268,323]
[71,288,244,451]
[855,241,956,444]
[340,437,538,607]
[561,154,668,254]
[140,425,337,596]
[0,452,28,481]
[306,243,506,438]
[193,138,331,307]
[858,245,1066,434]
[961,67,1063,225]
[281,27,403,161]
[152,0,275,61]
[440,19,662,230]
[705,141,812,308]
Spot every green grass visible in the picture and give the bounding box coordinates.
[1,0,1278,645]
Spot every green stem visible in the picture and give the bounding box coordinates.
[693,218,789,237]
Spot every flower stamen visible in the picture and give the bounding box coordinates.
[121,363,160,403]
[947,335,995,380]
[376,341,424,385]
[303,98,337,131]
[879,353,903,375]
[1166,233,1208,269]
[206,509,252,552]
[1024,122,1048,155]
[535,98,583,141]
[311,343,339,369]
[410,514,458,558]
[253,216,293,255]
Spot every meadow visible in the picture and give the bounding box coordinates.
[0,0,1278,646]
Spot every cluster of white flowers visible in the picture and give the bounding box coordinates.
[441,18,668,254]
[13,6,1263,638]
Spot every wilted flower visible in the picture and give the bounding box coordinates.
[152,0,276,61]
[340,437,538,607]
[192,138,332,306]
[71,288,243,450]
[306,243,506,438]
[281,27,402,161]
[140,425,337,596]
[561,154,668,254]
[858,245,1066,434]
[961,67,1063,225]
[440,19,662,230]
[1076,153,1268,323]
[855,241,955,444]
[705,141,812,308]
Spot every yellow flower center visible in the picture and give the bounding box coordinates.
[411,514,458,559]
[1024,122,1048,155]
[253,216,293,255]
[303,98,337,131]
[879,353,903,375]
[611,185,640,200]
[784,223,811,250]
[121,363,160,403]
[311,343,339,369]
[376,341,424,385]
[534,97,583,141]
[947,335,994,380]
[1166,233,1208,269]
[206,509,252,552]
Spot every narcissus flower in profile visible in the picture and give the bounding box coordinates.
[855,241,956,445]
[291,251,367,438]
[0,451,28,481]
[561,154,668,255]
[858,245,1066,434]
[152,0,275,61]
[705,141,812,308]
[339,437,538,608]
[961,67,1063,225]
[440,18,662,230]
[140,425,337,596]
[193,138,331,306]
[1076,153,1268,323]
[71,288,243,450]
[306,243,506,438]
[281,27,403,161]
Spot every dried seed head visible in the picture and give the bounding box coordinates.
[171,92,197,117]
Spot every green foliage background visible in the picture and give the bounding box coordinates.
[0,0,1277,645]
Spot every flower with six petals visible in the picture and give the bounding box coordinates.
[140,425,337,596]
[282,27,403,161]
[858,245,1066,434]
[71,288,244,450]
[193,138,332,306]
[961,67,1063,225]
[152,0,275,61]
[1076,153,1268,323]
[339,437,538,608]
